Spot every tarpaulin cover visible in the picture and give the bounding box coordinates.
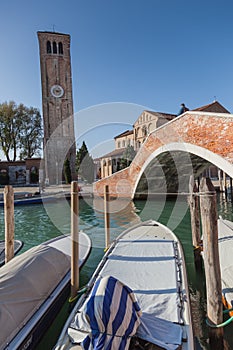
[69,275,141,350]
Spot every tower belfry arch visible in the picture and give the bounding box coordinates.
[37,31,76,184]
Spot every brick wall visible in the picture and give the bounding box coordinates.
[93,112,233,198]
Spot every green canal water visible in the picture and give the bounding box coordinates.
[0,192,233,349]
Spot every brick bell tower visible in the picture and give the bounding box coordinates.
[37,31,76,184]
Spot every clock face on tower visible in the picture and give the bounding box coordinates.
[50,84,64,98]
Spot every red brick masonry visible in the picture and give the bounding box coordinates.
[93,112,233,198]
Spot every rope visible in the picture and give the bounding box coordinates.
[69,286,88,303]
[194,245,203,251]
[206,308,233,328]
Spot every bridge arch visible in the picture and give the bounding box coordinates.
[132,142,233,199]
[93,112,233,198]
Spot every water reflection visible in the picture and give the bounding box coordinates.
[1,193,233,349]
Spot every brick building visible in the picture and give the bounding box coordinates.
[0,158,42,186]
[98,100,230,179]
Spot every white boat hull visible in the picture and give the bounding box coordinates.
[55,220,194,350]
[0,232,91,350]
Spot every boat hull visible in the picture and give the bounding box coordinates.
[0,240,24,267]
[1,233,91,350]
[55,220,194,350]
[218,217,233,315]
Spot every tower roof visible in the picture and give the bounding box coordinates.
[37,31,70,38]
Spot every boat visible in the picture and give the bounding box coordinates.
[55,220,194,350]
[0,239,24,267]
[0,188,91,207]
[0,192,68,206]
[0,232,91,350]
[217,217,233,313]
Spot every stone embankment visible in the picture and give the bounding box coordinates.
[0,183,93,199]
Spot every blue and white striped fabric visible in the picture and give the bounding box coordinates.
[72,275,142,350]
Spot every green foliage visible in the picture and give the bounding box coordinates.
[0,101,43,161]
[64,158,72,184]
[76,141,94,183]
[18,105,43,159]
[120,145,136,170]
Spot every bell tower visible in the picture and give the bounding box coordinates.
[37,31,76,184]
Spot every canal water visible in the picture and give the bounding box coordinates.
[0,192,233,349]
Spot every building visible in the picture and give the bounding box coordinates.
[134,111,176,151]
[99,130,134,178]
[0,158,42,186]
[99,111,176,178]
[37,31,76,184]
[97,100,230,179]
[192,100,230,114]
[115,130,134,150]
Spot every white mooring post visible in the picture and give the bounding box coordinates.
[70,181,79,299]
[4,185,14,264]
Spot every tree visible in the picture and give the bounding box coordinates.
[76,141,94,183]
[120,145,136,170]
[0,101,19,161]
[0,101,42,161]
[18,105,43,159]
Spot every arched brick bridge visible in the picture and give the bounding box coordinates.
[93,111,233,198]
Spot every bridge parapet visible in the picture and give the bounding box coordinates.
[93,112,233,198]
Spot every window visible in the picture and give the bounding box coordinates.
[53,41,57,54]
[135,127,139,139]
[47,41,51,53]
[58,42,63,54]
[118,141,121,148]
[142,125,147,136]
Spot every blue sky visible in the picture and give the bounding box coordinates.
[1,0,233,157]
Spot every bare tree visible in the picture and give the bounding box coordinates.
[0,101,43,161]
[18,105,43,159]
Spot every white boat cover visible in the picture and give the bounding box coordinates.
[102,238,182,322]
[69,223,185,350]
[69,275,142,350]
[218,217,233,308]
[0,242,70,349]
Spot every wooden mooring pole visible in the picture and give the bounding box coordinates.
[188,176,202,269]
[70,181,79,300]
[199,177,223,349]
[230,177,233,203]
[104,185,110,249]
[4,185,14,263]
